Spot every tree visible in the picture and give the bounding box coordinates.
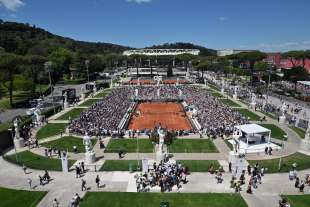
[283,66,309,91]
[0,53,25,107]
[48,48,73,82]
[167,61,173,77]
[25,55,47,95]
[232,51,267,86]
[254,61,268,71]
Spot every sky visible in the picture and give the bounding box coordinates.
[0,0,310,52]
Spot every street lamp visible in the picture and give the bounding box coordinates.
[8,128,18,163]
[85,60,90,84]
[44,61,55,114]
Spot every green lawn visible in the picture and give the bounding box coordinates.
[80,192,247,207]
[211,92,224,98]
[0,187,47,207]
[56,108,85,120]
[36,123,67,140]
[224,139,233,150]
[236,108,261,121]
[105,139,154,153]
[283,195,310,207]
[4,150,76,171]
[100,160,141,171]
[178,160,222,172]
[79,99,100,107]
[209,84,220,91]
[259,124,287,140]
[219,99,241,107]
[41,136,97,153]
[260,111,278,120]
[94,90,111,98]
[289,125,306,139]
[168,139,218,153]
[248,152,310,173]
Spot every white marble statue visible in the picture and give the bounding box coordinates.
[157,88,160,97]
[135,89,139,97]
[305,119,310,140]
[234,86,238,96]
[83,133,93,153]
[251,93,256,104]
[13,118,20,139]
[281,102,286,116]
[34,107,42,126]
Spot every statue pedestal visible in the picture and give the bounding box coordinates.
[233,94,238,100]
[300,139,310,151]
[228,151,247,176]
[221,88,225,94]
[85,151,96,164]
[250,102,256,110]
[64,101,69,109]
[279,115,286,124]
[14,138,25,149]
[81,93,85,100]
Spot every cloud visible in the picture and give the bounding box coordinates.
[0,0,24,11]
[218,16,228,21]
[237,40,310,52]
[126,0,153,3]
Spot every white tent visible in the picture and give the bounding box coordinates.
[234,124,271,146]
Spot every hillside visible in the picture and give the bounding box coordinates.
[0,21,131,55]
[146,42,217,56]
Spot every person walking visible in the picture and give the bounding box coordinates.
[27,178,32,189]
[52,198,59,207]
[22,164,27,174]
[81,179,87,191]
[95,175,100,188]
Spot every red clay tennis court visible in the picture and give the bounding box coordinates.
[127,102,192,131]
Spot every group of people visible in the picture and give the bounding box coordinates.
[69,85,248,138]
[135,161,188,192]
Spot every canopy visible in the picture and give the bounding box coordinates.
[235,124,270,134]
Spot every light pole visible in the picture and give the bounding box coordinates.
[44,61,55,114]
[85,60,90,84]
[8,128,18,163]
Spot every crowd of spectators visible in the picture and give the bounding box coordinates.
[69,85,248,137]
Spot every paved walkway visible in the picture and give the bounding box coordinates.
[0,156,309,207]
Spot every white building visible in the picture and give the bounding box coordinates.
[217,49,256,57]
[123,49,200,56]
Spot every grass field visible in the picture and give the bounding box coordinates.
[41,136,97,153]
[4,150,76,171]
[36,123,67,140]
[289,125,306,139]
[100,160,141,171]
[79,99,100,107]
[94,90,111,98]
[224,139,233,150]
[259,124,287,140]
[248,152,310,173]
[283,195,310,207]
[56,108,85,120]
[236,108,261,121]
[168,139,218,153]
[80,192,247,207]
[0,187,47,207]
[178,160,222,172]
[105,139,154,153]
[219,99,241,107]
[260,111,278,120]
[211,92,224,98]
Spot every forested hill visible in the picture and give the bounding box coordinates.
[0,21,131,55]
[146,42,217,56]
